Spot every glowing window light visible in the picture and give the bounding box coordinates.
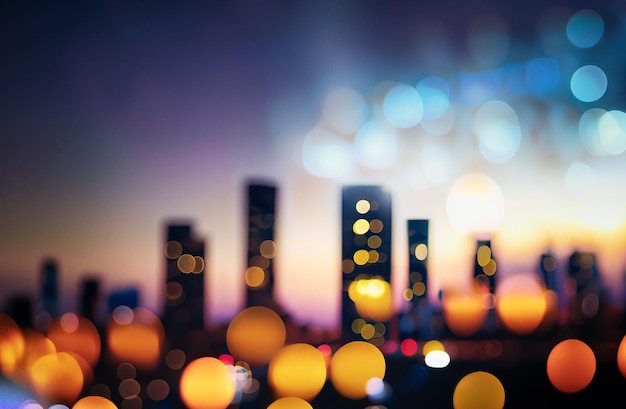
[369,219,384,233]
[424,350,450,368]
[566,9,604,48]
[356,199,371,214]
[477,245,491,266]
[482,259,497,276]
[368,250,380,263]
[245,266,266,288]
[473,100,521,164]
[360,324,376,340]
[353,219,370,235]
[177,254,196,274]
[467,15,510,68]
[322,86,368,135]
[259,240,277,259]
[351,318,366,334]
[570,65,607,103]
[354,121,399,169]
[367,235,382,249]
[526,57,560,96]
[383,84,424,128]
[402,288,413,301]
[414,243,427,260]
[302,126,353,178]
[598,110,626,155]
[564,162,596,198]
[453,371,505,409]
[164,241,182,259]
[413,282,426,296]
[546,339,596,393]
[353,249,370,265]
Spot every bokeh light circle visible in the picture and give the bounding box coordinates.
[383,84,424,128]
[226,306,286,366]
[446,173,505,236]
[453,371,505,409]
[546,338,596,393]
[72,396,118,409]
[442,287,488,337]
[268,343,327,401]
[495,274,547,335]
[30,352,84,404]
[47,313,101,367]
[302,126,354,178]
[570,65,607,103]
[566,9,604,48]
[354,121,399,169]
[473,100,521,164]
[329,341,386,400]
[267,397,313,409]
[180,357,236,409]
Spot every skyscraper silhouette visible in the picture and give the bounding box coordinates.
[163,223,206,335]
[244,183,279,310]
[80,277,101,324]
[40,258,59,318]
[341,185,392,343]
[473,238,497,293]
[399,219,431,340]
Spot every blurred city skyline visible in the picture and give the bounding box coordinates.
[2,0,626,330]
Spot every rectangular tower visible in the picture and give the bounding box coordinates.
[399,219,430,340]
[245,183,279,310]
[163,223,206,334]
[341,185,392,344]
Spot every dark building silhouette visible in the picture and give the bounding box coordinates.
[107,287,139,313]
[473,238,497,293]
[566,250,603,331]
[5,295,33,329]
[244,183,279,310]
[539,250,558,291]
[399,219,431,340]
[162,223,206,335]
[341,185,392,343]
[80,277,101,323]
[40,258,59,318]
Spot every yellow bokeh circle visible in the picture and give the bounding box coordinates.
[546,338,596,393]
[180,357,236,409]
[31,351,84,405]
[226,306,286,366]
[73,395,118,409]
[268,343,327,401]
[267,397,313,409]
[453,371,505,409]
[329,341,386,400]
[617,334,626,378]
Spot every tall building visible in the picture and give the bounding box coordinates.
[473,238,497,293]
[40,258,59,318]
[244,183,279,310]
[80,277,101,324]
[539,251,558,291]
[399,219,430,340]
[566,250,602,329]
[163,223,206,335]
[341,185,393,344]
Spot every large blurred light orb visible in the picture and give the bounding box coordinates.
[354,121,399,169]
[73,396,118,409]
[417,76,450,120]
[106,307,164,371]
[546,339,596,393]
[226,306,286,366]
[322,86,368,135]
[30,352,83,404]
[598,109,626,155]
[7,329,56,389]
[0,313,25,376]
[473,100,521,164]
[566,9,604,48]
[267,397,313,409]
[425,350,450,369]
[268,343,326,401]
[617,334,626,378]
[329,341,386,400]
[453,371,505,409]
[47,313,101,367]
[180,357,236,409]
[495,274,547,335]
[302,126,353,178]
[570,65,607,103]
[442,287,488,337]
[383,84,424,128]
[446,173,505,236]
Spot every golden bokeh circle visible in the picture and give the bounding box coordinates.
[453,371,505,409]
[268,343,327,401]
[179,357,236,409]
[329,341,386,400]
[226,306,286,366]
